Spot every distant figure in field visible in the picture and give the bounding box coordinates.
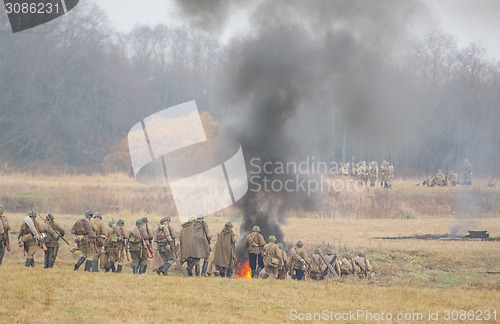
[463,159,472,185]
[289,240,309,280]
[432,170,446,186]
[18,210,45,267]
[187,214,212,276]
[259,235,283,279]
[42,213,65,268]
[105,219,128,273]
[244,225,266,278]
[128,218,150,274]
[71,210,97,271]
[0,206,11,265]
[214,221,236,278]
[369,161,378,187]
[91,212,108,272]
[153,216,175,276]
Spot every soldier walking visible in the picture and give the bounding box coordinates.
[42,213,65,268]
[153,216,175,275]
[128,219,151,274]
[187,214,212,276]
[244,225,266,278]
[105,219,128,273]
[214,222,237,278]
[0,206,10,265]
[17,210,45,267]
[71,210,97,271]
[91,212,108,272]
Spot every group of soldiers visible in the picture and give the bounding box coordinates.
[341,160,394,188]
[243,226,373,281]
[419,159,473,187]
[0,207,373,281]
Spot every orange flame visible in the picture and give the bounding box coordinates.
[235,259,252,279]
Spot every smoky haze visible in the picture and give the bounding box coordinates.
[171,0,437,246]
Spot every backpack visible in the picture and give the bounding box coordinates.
[71,219,87,235]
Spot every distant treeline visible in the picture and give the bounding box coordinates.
[0,2,498,177]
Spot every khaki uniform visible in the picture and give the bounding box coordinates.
[0,214,11,265]
[259,242,283,279]
[42,220,65,268]
[277,249,287,280]
[187,219,212,276]
[369,162,378,187]
[179,220,193,264]
[244,231,266,277]
[153,223,174,275]
[91,218,108,271]
[18,217,45,266]
[289,246,308,280]
[214,227,236,277]
[71,217,97,271]
[105,224,128,272]
[128,224,150,274]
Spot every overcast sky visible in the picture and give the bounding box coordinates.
[91,0,500,59]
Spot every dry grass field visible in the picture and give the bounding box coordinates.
[1,173,499,323]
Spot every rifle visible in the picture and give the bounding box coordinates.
[24,215,47,251]
[139,232,153,259]
[48,222,69,245]
[166,224,188,275]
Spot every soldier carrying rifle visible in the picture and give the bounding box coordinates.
[42,213,67,268]
[0,206,11,265]
[17,210,46,267]
[128,218,152,274]
[71,210,97,272]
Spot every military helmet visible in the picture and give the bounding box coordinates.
[160,217,170,225]
[136,219,144,226]
[296,240,304,248]
[268,235,276,243]
[116,219,124,226]
[94,212,102,219]
[357,251,365,257]
[225,221,233,228]
[108,219,115,227]
[45,213,54,221]
[0,206,4,214]
[141,217,148,223]
[85,210,93,218]
[28,209,37,217]
[188,216,195,222]
[277,242,284,250]
[343,253,351,259]
[196,214,204,219]
[325,248,335,256]
[252,225,260,232]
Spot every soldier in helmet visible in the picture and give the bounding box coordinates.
[244,225,266,278]
[41,213,65,268]
[91,212,108,272]
[276,242,288,280]
[463,159,472,185]
[71,210,97,271]
[17,210,45,267]
[369,162,378,187]
[289,240,309,280]
[259,235,283,279]
[153,216,175,275]
[105,219,128,273]
[187,214,212,276]
[180,216,195,267]
[0,206,11,265]
[128,219,149,274]
[214,221,237,278]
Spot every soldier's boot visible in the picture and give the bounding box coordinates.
[227,268,233,278]
[105,261,115,273]
[25,258,31,267]
[155,266,163,275]
[74,257,86,271]
[256,266,263,276]
[186,257,194,276]
[0,250,4,264]
[195,264,200,276]
[84,260,92,272]
[187,267,193,276]
[219,268,225,277]
[116,265,122,273]
[44,255,49,269]
[139,264,147,274]
[48,259,55,268]
[201,260,208,277]
[162,262,172,275]
[132,265,138,274]
[91,259,99,272]
[29,258,35,267]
